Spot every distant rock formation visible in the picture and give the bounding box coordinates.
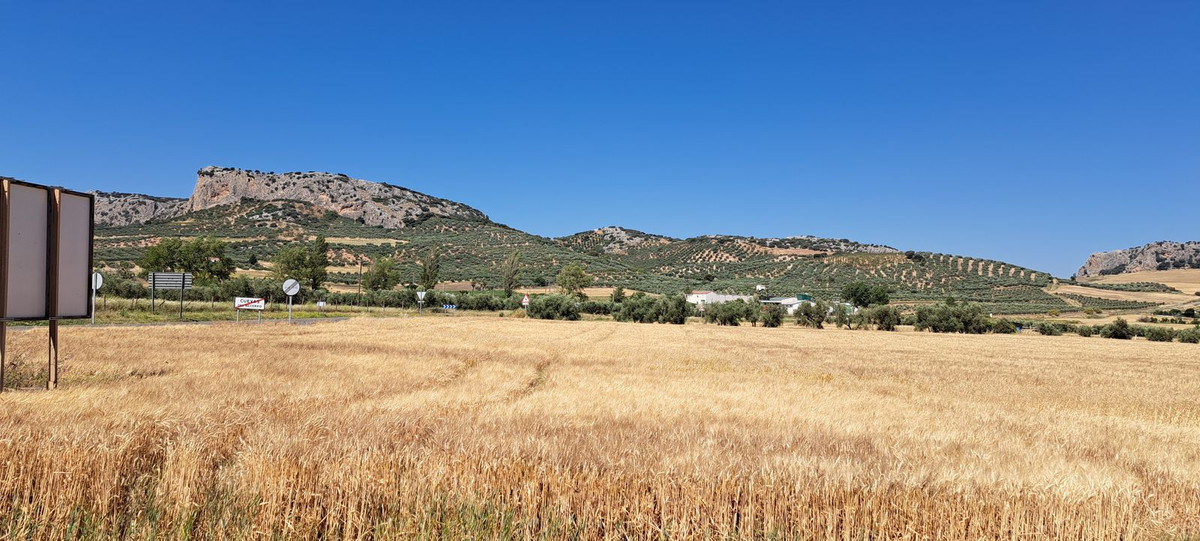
[94,166,489,228]
[1077,241,1200,278]
[92,192,189,227]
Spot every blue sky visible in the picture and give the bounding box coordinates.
[2,1,1197,277]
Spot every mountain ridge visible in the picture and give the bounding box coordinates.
[1077,241,1200,278]
[88,166,1093,314]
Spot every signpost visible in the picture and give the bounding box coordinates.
[0,177,94,391]
[91,272,103,324]
[522,294,530,310]
[417,290,426,313]
[235,296,265,323]
[283,279,300,324]
[149,272,193,319]
[442,304,457,310]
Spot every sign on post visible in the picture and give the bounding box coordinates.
[417,290,426,313]
[235,297,266,310]
[234,296,265,323]
[521,294,530,309]
[0,177,95,391]
[148,272,193,319]
[283,279,300,324]
[91,272,103,324]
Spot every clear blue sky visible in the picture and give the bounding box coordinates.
[2,1,1197,277]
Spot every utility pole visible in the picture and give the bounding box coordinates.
[357,257,363,308]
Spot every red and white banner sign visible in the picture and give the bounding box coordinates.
[235,297,266,310]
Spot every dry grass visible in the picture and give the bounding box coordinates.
[1,318,1199,539]
[515,286,648,299]
[1087,269,1200,296]
[1048,283,1195,304]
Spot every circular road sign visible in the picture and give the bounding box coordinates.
[91,272,104,290]
[282,279,301,296]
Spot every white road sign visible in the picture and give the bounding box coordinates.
[91,272,103,290]
[235,297,266,310]
[522,294,530,306]
[416,291,427,301]
[282,279,300,296]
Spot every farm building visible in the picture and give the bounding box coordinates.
[761,296,817,315]
[686,291,754,306]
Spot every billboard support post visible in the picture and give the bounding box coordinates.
[47,188,60,389]
[0,179,7,393]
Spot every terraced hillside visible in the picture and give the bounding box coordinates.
[88,166,1179,314]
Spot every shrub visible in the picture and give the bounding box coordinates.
[1100,318,1134,340]
[1177,328,1200,344]
[579,300,614,315]
[863,305,901,331]
[527,294,579,321]
[1077,325,1094,337]
[653,294,692,325]
[614,293,657,323]
[760,305,785,328]
[991,319,1018,334]
[1143,326,1176,343]
[1036,322,1062,336]
[704,300,753,326]
[794,301,827,329]
[915,302,990,334]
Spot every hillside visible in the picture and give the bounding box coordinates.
[87,166,1160,314]
[1077,241,1200,278]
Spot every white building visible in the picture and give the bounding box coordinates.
[686,291,754,306]
[761,296,817,315]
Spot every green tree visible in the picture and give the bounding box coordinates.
[611,286,627,303]
[842,281,889,308]
[501,250,521,297]
[865,305,901,331]
[833,305,852,329]
[419,246,442,291]
[556,263,593,299]
[139,237,184,274]
[363,257,401,291]
[795,300,828,329]
[139,236,233,284]
[272,236,329,291]
[761,304,785,328]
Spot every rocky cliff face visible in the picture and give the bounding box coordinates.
[1077,241,1200,278]
[188,166,488,228]
[93,192,189,226]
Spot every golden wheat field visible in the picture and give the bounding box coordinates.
[1,317,1199,539]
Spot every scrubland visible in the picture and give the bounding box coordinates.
[1,317,1198,539]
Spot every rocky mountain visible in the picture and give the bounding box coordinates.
[93,166,488,227]
[189,166,488,227]
[93,192,189,227]
[1077,241,1200,278]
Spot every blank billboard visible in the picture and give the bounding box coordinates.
[57,191,93,318]
[1,179,94,321]
[5,183,49,319]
